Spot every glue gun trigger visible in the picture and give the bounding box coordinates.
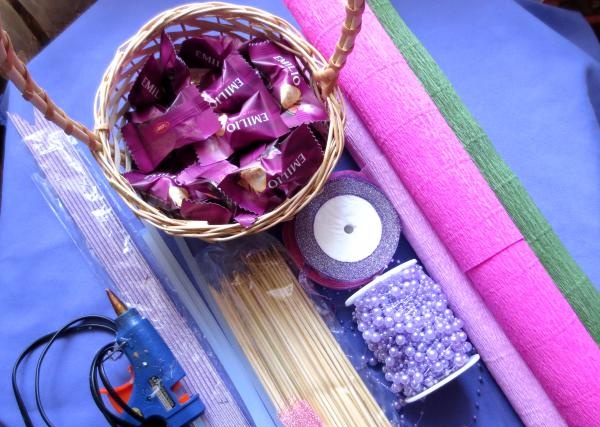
[99,365,134,414]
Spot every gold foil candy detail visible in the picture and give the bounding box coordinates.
[239,167,267,193]
[280,83,302,109]
[216,113,228,137]
[169,186,189,208]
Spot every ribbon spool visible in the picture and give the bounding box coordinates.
[284,171,401,289]
[346,260,480,404]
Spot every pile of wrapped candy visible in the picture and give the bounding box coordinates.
[121,32,328,227]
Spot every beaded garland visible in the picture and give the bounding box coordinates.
[346,260,479,404]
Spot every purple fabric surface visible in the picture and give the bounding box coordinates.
[2,1,599,426]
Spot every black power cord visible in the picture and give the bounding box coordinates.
[90,343,145,427]
[12,315,163,427]
[12,316,116,427]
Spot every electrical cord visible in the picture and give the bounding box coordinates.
[34,316,117,427]
[12,316,116,427]
[97,348,147,424]
[90,343,144,427]
[12,315,160,427]
[90,344,167,427]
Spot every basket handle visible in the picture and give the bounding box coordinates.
[0,0,364,147]
[0,23,102,150]
[314,0,365,96]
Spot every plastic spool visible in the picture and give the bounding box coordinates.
[288,171,401,289]
[346,260,480,403]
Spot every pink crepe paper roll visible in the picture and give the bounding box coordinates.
[284,2,600,426]
[343,103,566,427]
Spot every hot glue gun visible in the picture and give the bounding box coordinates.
[103,290,205,427]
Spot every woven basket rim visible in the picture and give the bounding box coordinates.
[92,2,349,241]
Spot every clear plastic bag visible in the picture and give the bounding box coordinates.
[9,111,279,427]
[178,233,396,427]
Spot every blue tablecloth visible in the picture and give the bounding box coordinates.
[1,1,598,426]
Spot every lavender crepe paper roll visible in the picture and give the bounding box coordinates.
[342,103,567,427]
[292,171,401,288]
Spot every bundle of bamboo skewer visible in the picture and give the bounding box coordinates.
[211,248,391,427]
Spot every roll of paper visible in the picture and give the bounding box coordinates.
[284,2,600,425]
[367,0,600,345]
[343,103,566,427]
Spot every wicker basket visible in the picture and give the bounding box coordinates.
[0,1,364,241]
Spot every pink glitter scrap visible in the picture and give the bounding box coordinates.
[278,401,326,427]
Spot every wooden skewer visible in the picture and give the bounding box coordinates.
[236,269,351,427]
[250,251,386,426]
[249,252,385,425]
[212,247,392,427]
[245,255,363,426]
[241,251,380,426]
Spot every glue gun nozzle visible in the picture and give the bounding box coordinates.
[106,289,128,316]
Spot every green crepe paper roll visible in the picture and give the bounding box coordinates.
[367,0,600,343]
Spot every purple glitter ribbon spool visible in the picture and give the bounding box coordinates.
[292,171,401,289]
[346,259,480,404]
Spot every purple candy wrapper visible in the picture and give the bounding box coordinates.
[178,161,238,221]
[264,124,324,195]
[123,83,221,172]
[239,143,267,168]
[234,210,258,228]
[179,35,241,70]
[194,135,235,165]
[280,102,328,129]
[124,171,188,211]
[127,57,165,109]
[217,89,288,151]
[308,120,329,148]
[161,32,190,96]
[219,124,322,215]
[128,105,165,124]
[180,199,233,224]
[200,54,264,113]
[177,160,237,186]
[246,39,327,126]
[128,31,190,109]
[155,145,198,173]
[189,68,217,89]
[220,169,284,216]
[179,160,235,201]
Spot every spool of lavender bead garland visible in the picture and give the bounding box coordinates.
[346,259,480,404]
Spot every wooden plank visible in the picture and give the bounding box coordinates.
[6,0,49,44]
[0,1,41,61]
[17,0,96,41]
[0,78,6,212]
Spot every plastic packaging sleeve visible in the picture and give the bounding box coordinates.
[9,110,269,427]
